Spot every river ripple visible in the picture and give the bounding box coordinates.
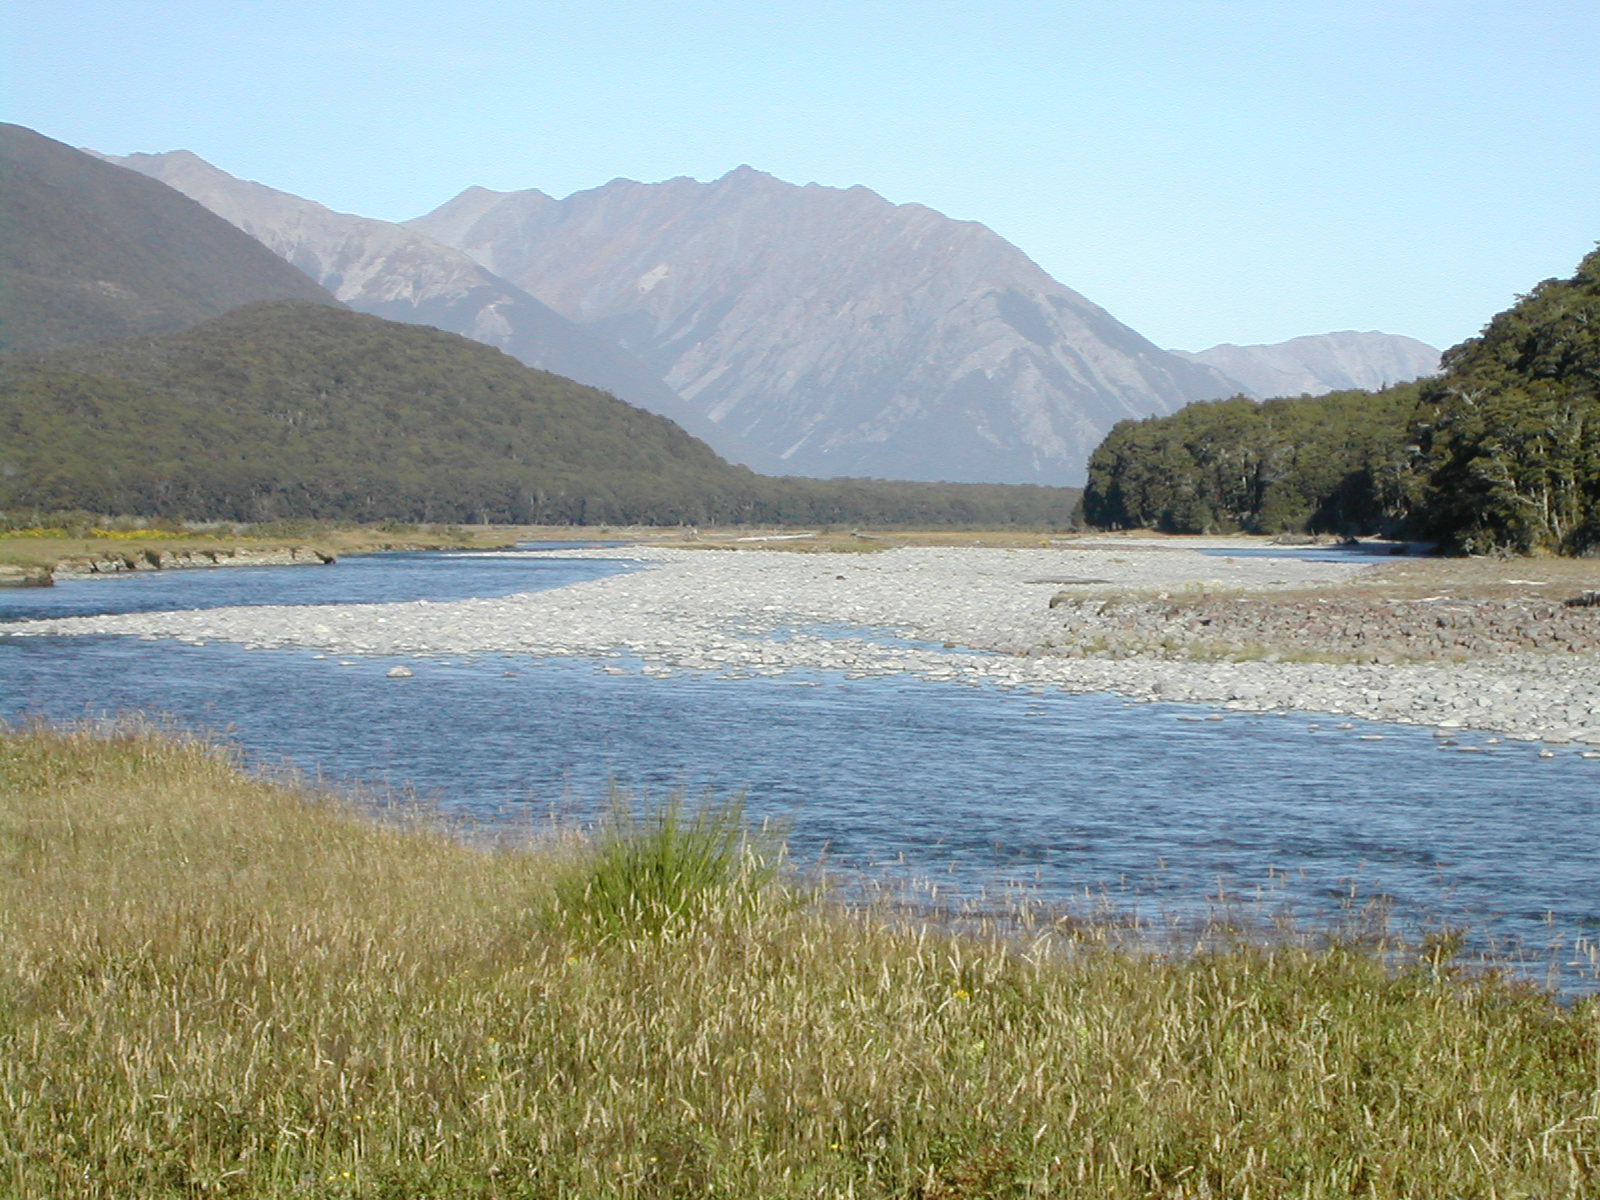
[3,545,1596,993]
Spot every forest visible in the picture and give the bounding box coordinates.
[0,301,1079,529]
[1082,246,1600,554]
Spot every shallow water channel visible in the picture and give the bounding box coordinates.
[3,544,1596,993]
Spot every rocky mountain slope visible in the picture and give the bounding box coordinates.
[98,149,742,456]
[408,168,1241,486]
[0,125,335,353]
[1174,331,1440,399]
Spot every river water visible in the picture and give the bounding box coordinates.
[3,545,1596,993]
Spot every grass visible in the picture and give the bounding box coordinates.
[0,521,514,575]
[0,519,1078,575]
[2,722,1598,1198]
[546,795,782,941]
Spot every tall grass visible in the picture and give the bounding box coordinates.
[546,795,780,941]
[1,722,1596,1198]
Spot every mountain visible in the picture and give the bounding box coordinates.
[1,300,1079,528]
[0,125,336,354]
[96,149,748,458]
[408,167,1240,486]
[1173,332,1440,400]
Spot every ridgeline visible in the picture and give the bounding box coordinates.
[0,124,337,353]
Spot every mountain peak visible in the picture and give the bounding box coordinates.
[717,164,778,184]
[409,167,1239,485]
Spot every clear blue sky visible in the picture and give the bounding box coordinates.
[6,1,1596,351]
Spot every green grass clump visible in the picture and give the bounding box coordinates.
[1,722,1597,1198]
[547,795,779,940]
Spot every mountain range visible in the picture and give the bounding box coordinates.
[1,128,1079,528]
[60,135,1444,487]
[1173,332,1440,400]
[104,151,1442,485]
[406,168,1250,486]
[99,149,746,458]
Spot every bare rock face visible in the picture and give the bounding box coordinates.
[1173,331,1441,400]
[98,150,732,452]
[409,167,1240,485]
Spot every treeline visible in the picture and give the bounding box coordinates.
[1082,385,1422,536]
[0,301,1077,529]
[1083,245,1600,554]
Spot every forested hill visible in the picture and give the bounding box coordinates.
[0,301,1078,527]
[1410,246,1600,555]
[0,125,336,353]
[1080,384,1423,537]
[1082,245,1600,554]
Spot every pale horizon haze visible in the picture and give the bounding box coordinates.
[5,0,1596,353]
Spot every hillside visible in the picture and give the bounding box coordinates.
[0,125,335,353]
[96,149,756,461]
[409,167,1239,486]
[0,301,1077,527]
[1081,385,1424,535]
[1412,245,1600,554]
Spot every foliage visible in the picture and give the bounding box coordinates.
[1082,384,1424,535]
[1083,245,1600,556]
[3,722,1597,1198]
[0,300,1079,529]
[1411,246,1600,554]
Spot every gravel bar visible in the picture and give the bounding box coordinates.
[9,544,1600,745]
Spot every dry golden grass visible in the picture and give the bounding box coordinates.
[2,723,1598,1198]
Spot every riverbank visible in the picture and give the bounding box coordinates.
[0,522,519,585]
[10,538,1599,744]
[4,722,1595,1199]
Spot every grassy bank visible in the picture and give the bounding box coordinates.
[0,519,1080,577]
[0,519,517,577]
[1,725,1596,1198]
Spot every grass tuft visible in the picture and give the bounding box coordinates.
[546,793,781,940]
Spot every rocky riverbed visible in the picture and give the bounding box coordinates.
[8,541,1600,744]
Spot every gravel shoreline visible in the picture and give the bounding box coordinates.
[9,543,1600,745]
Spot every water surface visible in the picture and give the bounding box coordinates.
[4,546,1594,992]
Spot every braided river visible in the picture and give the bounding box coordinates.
[3,544,1596,993]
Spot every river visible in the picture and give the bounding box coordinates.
[3,544,1596,993]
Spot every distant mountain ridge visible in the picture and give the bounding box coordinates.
[62,140,1443,487]
[97,149,747,457]
[408,167,1242,486]
[1174,331,1440,400]
[0,124,335,353]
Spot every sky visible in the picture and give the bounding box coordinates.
[5,0,1597,352]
